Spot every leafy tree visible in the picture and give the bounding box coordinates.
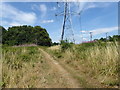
[112,35,120,41]
[98,35,120,42]
[1,26,7,44]
[100,38,106,42]
[2,25,52,46]
[52,42,59,46]
[33,26,52,46]
[108,36,113,41]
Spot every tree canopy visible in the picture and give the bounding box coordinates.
[1,25,52,46]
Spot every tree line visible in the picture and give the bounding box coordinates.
[94,35,120,42]
[1,25,119,46]
[1,25,52,46]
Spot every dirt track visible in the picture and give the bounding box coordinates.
[39,48,81,88]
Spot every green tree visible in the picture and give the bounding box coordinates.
[100,38,106,42]
[33,26,52,46]
[2,25,52,46]
[1,26,7,44]
[108,36,113,41]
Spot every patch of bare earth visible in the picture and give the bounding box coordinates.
[39,48,81,88]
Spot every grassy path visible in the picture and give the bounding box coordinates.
[3,46,82,88]
[3,44,118,88]
[46,44,119,88]
[39,48,81,88]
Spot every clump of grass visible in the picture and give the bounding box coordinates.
[60,40,73,52]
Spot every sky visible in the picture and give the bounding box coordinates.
[0,1,118,44]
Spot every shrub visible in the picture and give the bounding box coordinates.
[60,40,73,52]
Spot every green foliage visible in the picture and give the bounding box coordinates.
[0,82,5,87]
[52,42,59,46]
[60,40,73,52]
[96,35,120,42]
[99,37,106,42]
[2,25,52,46]
[112,35,120,41]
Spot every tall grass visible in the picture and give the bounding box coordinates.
[2,46,76,88]
[49,42,119,87]
[75,42,118,86]
[2,46,43,88]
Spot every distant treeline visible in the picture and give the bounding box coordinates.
[52,35,120,45]
[1,25,52,46]
[94,35,120,42]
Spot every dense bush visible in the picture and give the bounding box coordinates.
[1,25,52,46]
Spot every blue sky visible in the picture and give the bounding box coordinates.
[0,2,118,43]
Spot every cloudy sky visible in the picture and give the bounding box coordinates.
[0,1,118,43]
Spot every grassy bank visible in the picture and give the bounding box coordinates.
[48,42,119,88]
[2,46,46,88]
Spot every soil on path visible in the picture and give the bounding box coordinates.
[39,48,81,88]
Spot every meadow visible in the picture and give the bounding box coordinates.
[1,41,119,88]
[2,46,79,88]
[47,41,119,88]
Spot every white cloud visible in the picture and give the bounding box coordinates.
[74,2,112,13]
[41,20,54,23]
[73,2,87,13]
[80,30,88,33]
[31,4,38,11]
[80,27,118,35]
[74,26,118,43]
[1,3,37,27]
[39,4,47,18]
[9,22,22,26]
[85,2,111,10]
[90,27,118,35]
[40,4,47,12]
[83,37,88,40]
[12,12,36,25]
[31,4,47,18]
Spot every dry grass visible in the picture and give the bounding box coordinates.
[2,46,44,87]
[2,46,80,88]
[48,42,119,88]
[48,45,60,50]
[1,42,119,88]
